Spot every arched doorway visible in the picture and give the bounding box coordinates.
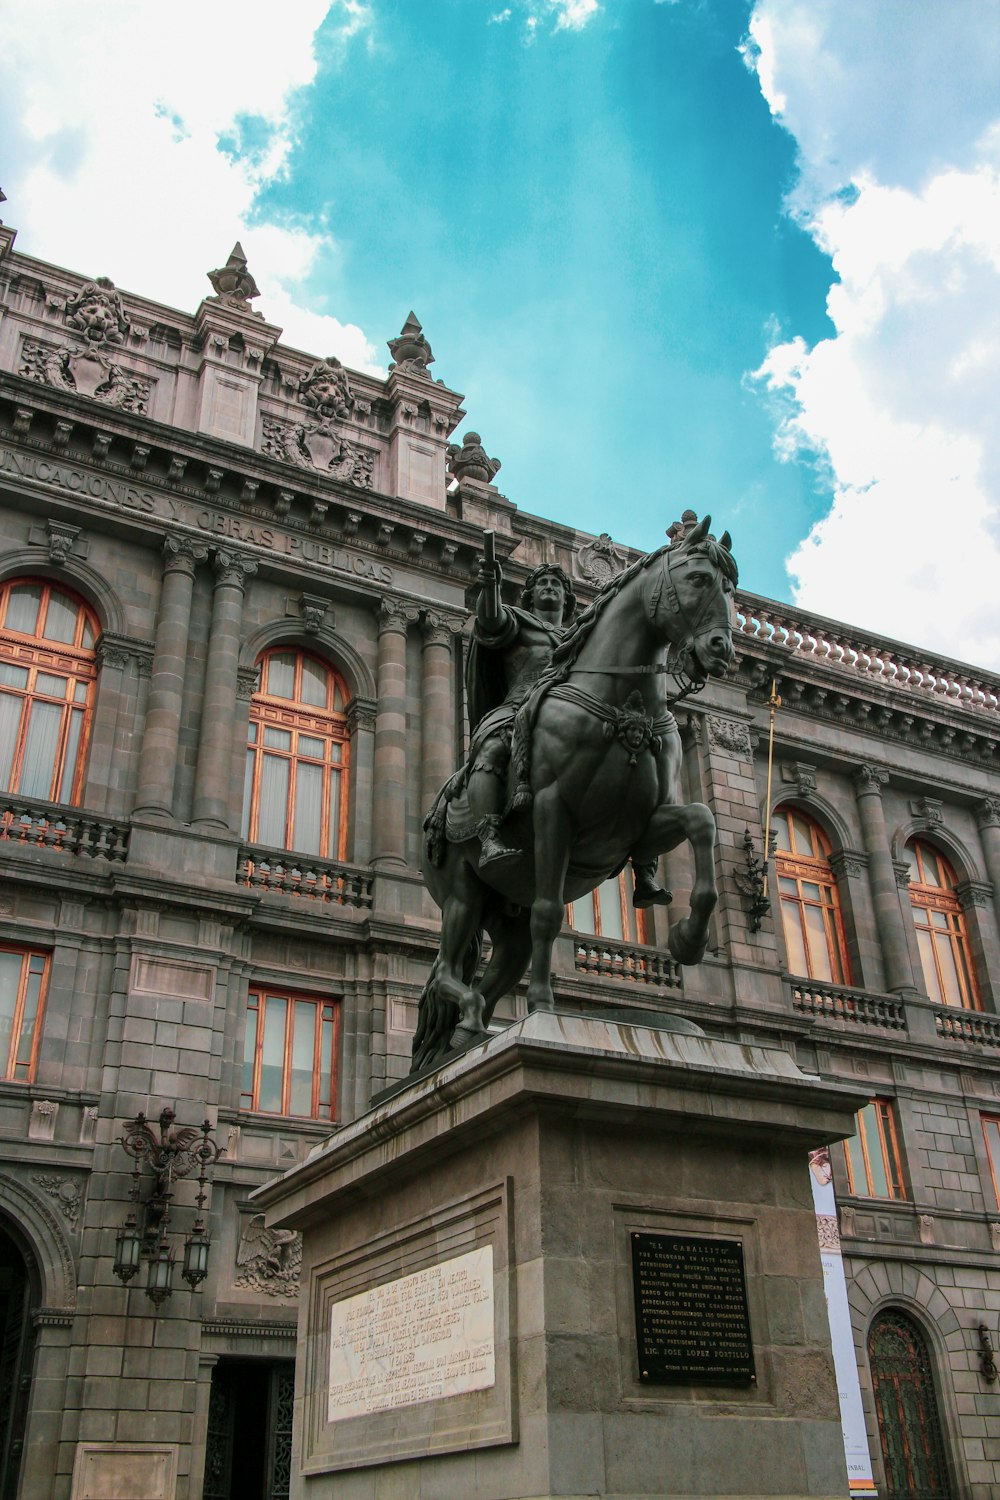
[0,1222,38,1500]
[869,1309,952,1498]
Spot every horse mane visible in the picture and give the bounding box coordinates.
[551,532,739,673]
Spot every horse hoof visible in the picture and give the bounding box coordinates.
[667,924,707,966]
[526,992,555,1014]
[449,1024,490,1053]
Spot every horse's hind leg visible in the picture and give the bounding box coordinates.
[480,906,532,1027]
[437,860,489,1048]
[526,788,571,1013]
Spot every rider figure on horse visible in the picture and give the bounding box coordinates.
[460,541,670,910]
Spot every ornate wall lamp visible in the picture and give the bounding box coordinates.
[113,1107,224,1306]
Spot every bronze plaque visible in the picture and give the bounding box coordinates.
[630,1231,755,1385]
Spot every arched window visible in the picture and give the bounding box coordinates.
[566,869,647,946]
[772,806,851,983]
[868,1310,951,1497]
[242,648,349,860]
[904,839,979,1009]
[0,578,97,805]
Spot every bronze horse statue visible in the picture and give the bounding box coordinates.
[411,516,738,1071]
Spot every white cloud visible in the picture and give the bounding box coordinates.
[0,0,380,373]
[745,1,1000,669]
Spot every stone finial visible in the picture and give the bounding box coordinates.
[65,276,130,347]
[298,356,353,419]
[388,311,433,374]
[207,242,260,306]
[446,431,500,485]
[666,508,700,546]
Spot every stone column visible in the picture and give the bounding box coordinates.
[853,765,916,995]
[372,598,416,867]
[976,798,1000,935]
[420,611,456,821]
[192,550,257,829]
[134,537,208,818]
[346,700,377,865]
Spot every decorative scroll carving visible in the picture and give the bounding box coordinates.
[421,610,454,650]
[780,760,817,797]
[234,1213,302,1298]
[387,311,433,375]
[163,534,208,576]
[707,715,752,758]
[64,276,129,347]
[214,551,258,591]
[299,593,328,636]
[909,796,943,825]
[576,532,626,588]
[377,597,417,636]
[978,798,1000,829]
[347,698,377,735]
[260,414,374,489]
[815,1214,840,1253]
[31,1173,83,1229]
[20,337,152,414]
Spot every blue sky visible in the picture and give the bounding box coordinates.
[2,1,1000,665]
[255,0,835,598]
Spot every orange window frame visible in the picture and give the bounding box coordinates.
[844,1098,906,1200]
[241,987,341,1120]
[566,869,648,946]
[0,945,51,1083]
[906,840,980,1010]
[773,806,852,984]
[981,1115,1000,1209]
[0,579,98,805]
[244,648,350,860]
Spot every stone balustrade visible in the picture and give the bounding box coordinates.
[736,590,1000,718]
[237,845,373,909]
[788,977,907,1031]
[935,1008,1000,1048]
[573,939,680,988]
[0,794,129,860]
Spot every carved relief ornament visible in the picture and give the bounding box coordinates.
[576,532,626,589]
[234,1213,301,1298]
[298,356,354,419]
[19,337,152,414]
[706,715,752,758]
[260,414,374,490]
[853,764,888,796]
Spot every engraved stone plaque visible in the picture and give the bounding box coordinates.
[631,1231,755,1385]
[328,1244,495,1422]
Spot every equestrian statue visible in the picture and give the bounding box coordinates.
[412,513,738,1072]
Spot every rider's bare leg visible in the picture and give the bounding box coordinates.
[466,739,519,870]
[526,787,571,1013]
[436,865,488,1047]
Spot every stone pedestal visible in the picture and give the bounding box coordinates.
[253,1013,866,1500]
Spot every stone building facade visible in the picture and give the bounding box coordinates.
[0,212,997,1499]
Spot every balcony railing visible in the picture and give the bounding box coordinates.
[736,590,1000,719]
[574,939,680,988]
[935,1008,1000,1047]
[237,845,373,909]
[789,977,906,1031]
[0,793,129,861]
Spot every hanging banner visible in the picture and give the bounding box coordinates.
[809,1147,878,1496]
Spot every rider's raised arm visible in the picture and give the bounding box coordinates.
[474,531,517,645]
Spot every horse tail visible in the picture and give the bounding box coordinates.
[409,929,485,1074]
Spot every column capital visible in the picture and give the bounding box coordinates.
[420,609,457,650]
[893,860,912,889]
[347,697,377,735]
[163,534,208,576]
[377,596,418,636]
[977,797,1000,830]
[829,848,868,881]
[235,666,260,702]
[213,549,258,591]
[853,763,888,796]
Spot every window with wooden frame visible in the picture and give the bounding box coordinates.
[241,987,340,1119]
[241,648,350,860]
[772,806,851,984]
[566,868,647,946]
[844,1098,906,1199]
[980,1116,1000,1209]
[904,839,980,1009]
[0,946,50,1083]
[0,579,98,805]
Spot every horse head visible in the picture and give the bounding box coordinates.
[653,514,738,681]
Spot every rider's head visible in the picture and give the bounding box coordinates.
[521,564,576,625]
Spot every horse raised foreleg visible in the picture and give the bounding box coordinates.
[526,788,571,1013]
[433,860,488,1052]
[634,801,718,965]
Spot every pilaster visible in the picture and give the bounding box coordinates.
[192,551,257,828]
